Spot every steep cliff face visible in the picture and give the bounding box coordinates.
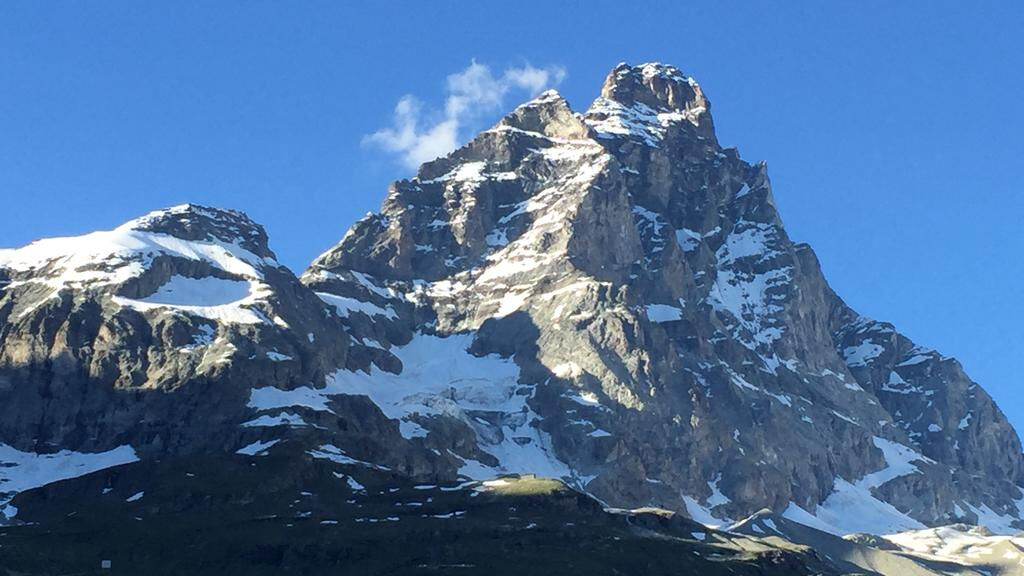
[1,63,1021,542]
[305,62,1024,534]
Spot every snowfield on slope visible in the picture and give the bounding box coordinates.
[248,333,574,482]
[113,275,269,324]
[782,437,933,536]
[883,524,1024,567]
[0,444,139,520]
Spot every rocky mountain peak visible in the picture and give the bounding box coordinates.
[303,61,1024,536]
[601,62,706,110]
[0,203,280,299]
[494,89,589,140]
[0,201,352,468]
[587,62,716,145]
[121,203,275,260]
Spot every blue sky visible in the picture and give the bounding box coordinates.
[2,2,1022,435]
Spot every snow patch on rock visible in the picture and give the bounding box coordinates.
[0,443,139,518]
[250,333,572,482]
[782,437,931,536]
[113,275,267,325]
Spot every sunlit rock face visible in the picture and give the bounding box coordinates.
[2,63,1022,538]
[306,62,1024,534]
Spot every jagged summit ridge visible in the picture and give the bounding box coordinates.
[601,62,709,115]
[493,88,589,140]
[124,203,275,258]
[0,203,285,328]
[0,203,276,287]
[587,62,716,147]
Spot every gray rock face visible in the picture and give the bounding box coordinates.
[0,205,460,517]
[1,63,1021,539]
[307,62,1024,533]
[0,205,354,457]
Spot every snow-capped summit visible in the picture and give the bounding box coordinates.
[527,88,564,103]
[122,203,275,259]
[0,203,276,293]
[0,203,349,467]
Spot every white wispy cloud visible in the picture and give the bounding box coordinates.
[363,61,566,169]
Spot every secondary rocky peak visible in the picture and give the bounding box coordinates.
[122,203,274,259]
[495,89,589,140]
[0,203,352,466]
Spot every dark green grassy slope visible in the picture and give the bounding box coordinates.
[0,444,852,576]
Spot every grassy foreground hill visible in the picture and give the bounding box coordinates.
[0,442,844,576]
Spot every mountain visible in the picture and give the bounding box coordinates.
[0,62,1021,575]
[0,205,345,453]
[305,62,1024,533]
